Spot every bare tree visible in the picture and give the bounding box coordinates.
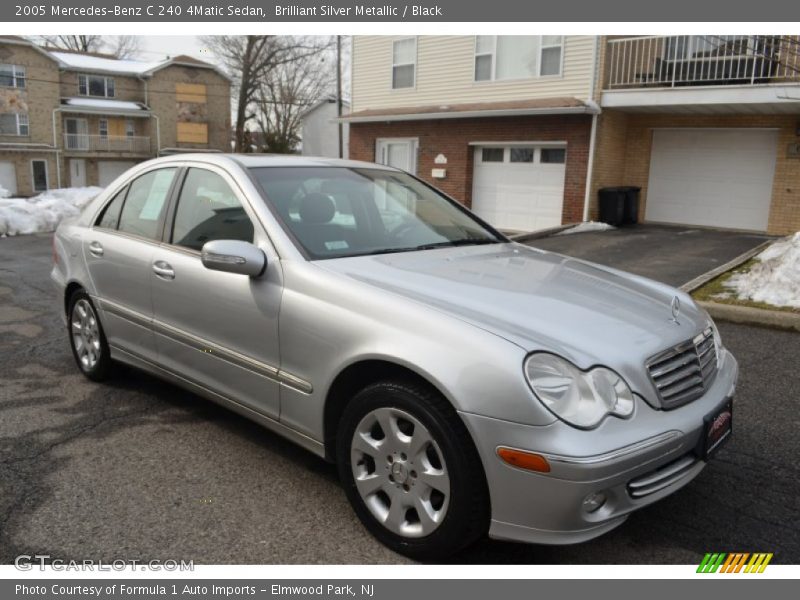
[106,36,142,60]
[254,47,336,153]
[202,35,333,152]
[34,35,142,59]
[37,35,103,53]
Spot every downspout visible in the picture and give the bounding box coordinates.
[52,107,62,188]
[582,113,598,222]
[582,36,602,222]
[152,114,161,156]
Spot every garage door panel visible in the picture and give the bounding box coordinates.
[98,161,136,187]
[472,146,566,232]
[646,129,776,232]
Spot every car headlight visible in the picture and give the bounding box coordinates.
[710,319,723,367]
[524,353,634,429]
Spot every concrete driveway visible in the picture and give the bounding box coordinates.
[1,234,798,565]
[525,224,773,287]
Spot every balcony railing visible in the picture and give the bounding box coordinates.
[63,134,151,154]
[606,35,800,89]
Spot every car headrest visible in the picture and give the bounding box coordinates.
[298,193,336,224]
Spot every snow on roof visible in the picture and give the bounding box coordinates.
[64,98,146,111]
[50,51,163,75]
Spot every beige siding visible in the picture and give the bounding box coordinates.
[351,36,596,112]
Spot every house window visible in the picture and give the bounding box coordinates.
[510,148,535,163]
[31,160,48,192]
[99,119,109,138]
[125,120,135,137]
[78,74,115,98]
[481,148,505,162]
[474,36,564,81]
[0,113,29,136]
[392,37,416,89]
[540,148,566,164]
[0,64,26,88]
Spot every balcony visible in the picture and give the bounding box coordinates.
[63,134,151,154]
[605,35,800,89]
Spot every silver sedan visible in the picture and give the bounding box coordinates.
[52,155,737,559]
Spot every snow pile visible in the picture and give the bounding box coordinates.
[556,221,616,235]
[0,187,103,237]
[0,185,11,199]
[725,232,800,308]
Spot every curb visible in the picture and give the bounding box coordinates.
[510,224,576,243]
[698,300,800,333]
[679,239,773,293]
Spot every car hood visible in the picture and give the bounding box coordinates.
[319,243,711,403]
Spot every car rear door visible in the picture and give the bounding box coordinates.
[84,166,179,362]
[150,165,283,419]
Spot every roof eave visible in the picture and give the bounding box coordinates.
[338,104,601,123]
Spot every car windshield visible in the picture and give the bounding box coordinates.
[249,166,504,259]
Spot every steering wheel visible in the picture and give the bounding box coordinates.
[388,220,419,240]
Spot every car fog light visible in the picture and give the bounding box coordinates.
[582,491,607,513]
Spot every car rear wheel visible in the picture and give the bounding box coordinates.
[337,379,489,559]
[68,290,112,382]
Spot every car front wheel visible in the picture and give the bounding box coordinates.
[337,379,489,559]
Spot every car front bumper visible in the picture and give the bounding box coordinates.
[459,350,738,545]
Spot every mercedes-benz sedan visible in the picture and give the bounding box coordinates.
[52,155,736,558]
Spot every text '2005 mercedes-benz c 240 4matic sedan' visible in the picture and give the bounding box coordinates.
[52,155,736,559]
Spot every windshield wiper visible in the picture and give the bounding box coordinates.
[413,238,500,250]
[359,238,501,257]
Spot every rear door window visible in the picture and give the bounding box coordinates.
[95,187,127,230]
[117,168,177,240]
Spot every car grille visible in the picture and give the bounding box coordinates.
[627,454,699,499]
[646,327,717,409]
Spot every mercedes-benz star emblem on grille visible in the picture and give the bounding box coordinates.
[670,296,681,324]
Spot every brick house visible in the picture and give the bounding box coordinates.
[345,36,599,232]
[0,36,231,196]
[346,35,800,235]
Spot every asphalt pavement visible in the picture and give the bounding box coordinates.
[0,233,798,564]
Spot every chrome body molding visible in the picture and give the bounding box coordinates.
[110,344,325,457]
[97,297,313,394]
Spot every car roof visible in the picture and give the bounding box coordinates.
[153,153,402,172]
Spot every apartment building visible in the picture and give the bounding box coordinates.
[0,36,231,196]
[346,35,800,235]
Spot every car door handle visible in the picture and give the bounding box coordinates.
[152,260,175,280]
[88,241,104,257]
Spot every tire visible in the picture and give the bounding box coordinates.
[336,379,490,560]
[67,290,113,382]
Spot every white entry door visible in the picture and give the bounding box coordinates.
[0,161,17,195]
[646,129,778,231]
[70,159,86,187]
[471,145,566,231]
[376,138,418,174]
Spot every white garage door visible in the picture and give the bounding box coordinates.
[98,161,136,187]
[646,129,778,231]
[471,145,566,232]
[0,161,17,195]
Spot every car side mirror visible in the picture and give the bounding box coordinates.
[201,240,266,277]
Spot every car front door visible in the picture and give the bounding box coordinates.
[150,165,283,419]
[84,166,178,362]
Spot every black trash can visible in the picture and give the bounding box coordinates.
[598,187,626,226]
[598,186,641,226]
[621,186,641,225]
